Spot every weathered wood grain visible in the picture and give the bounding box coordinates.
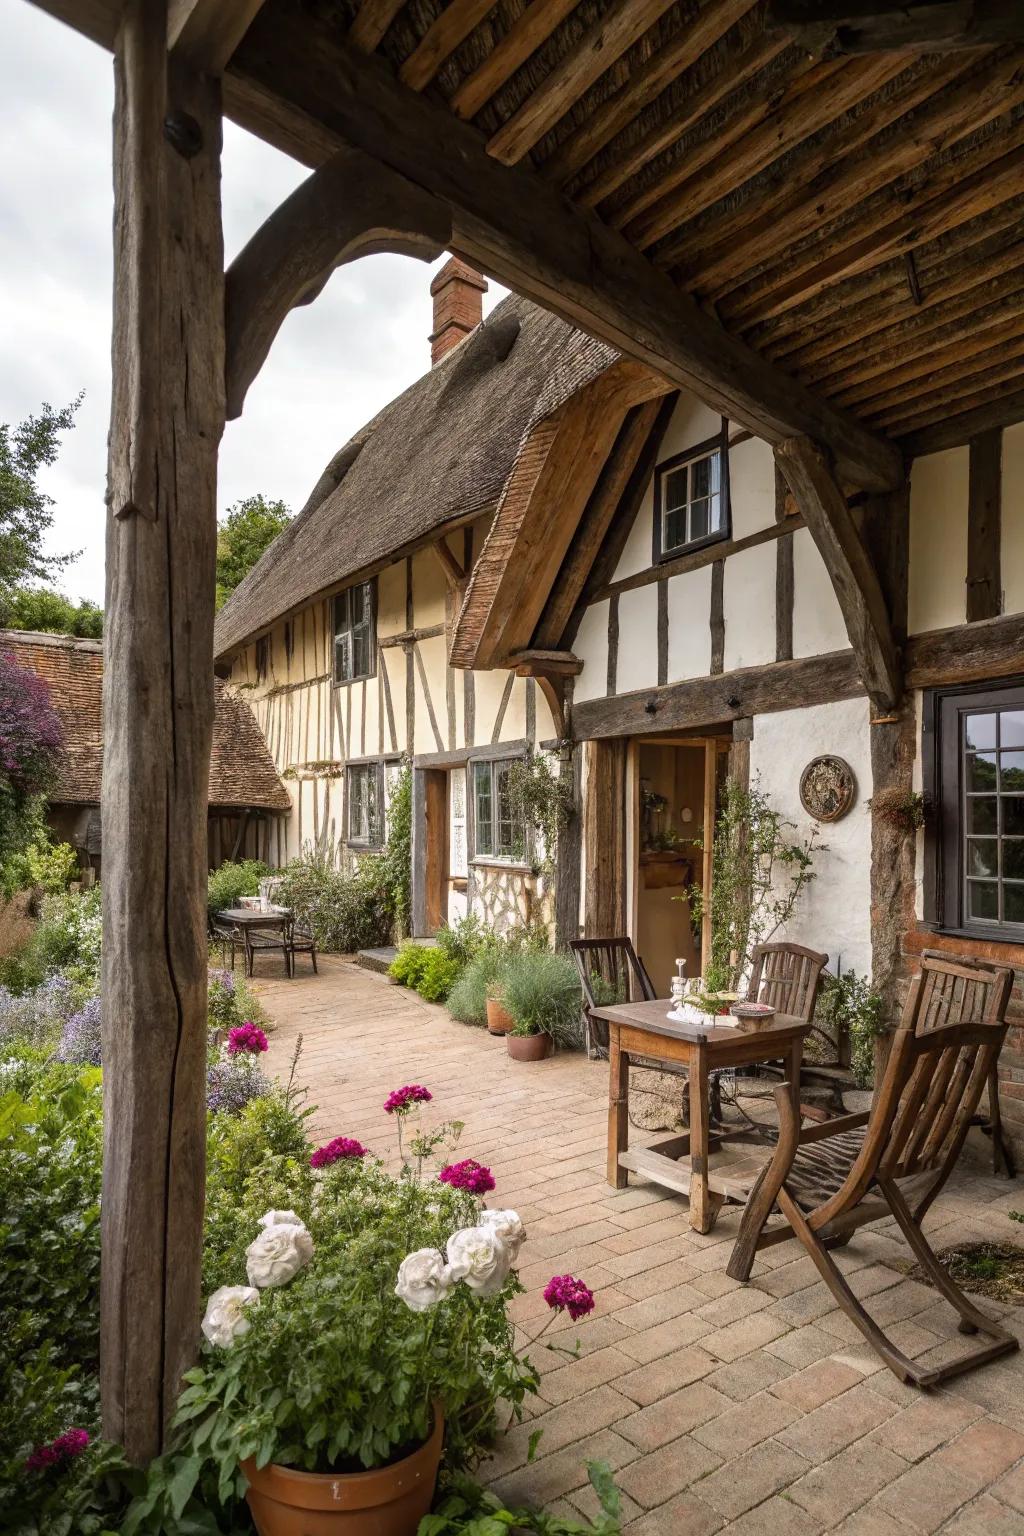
[168,0,265,68]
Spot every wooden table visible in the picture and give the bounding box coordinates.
[590,998,813,1233]
[217,906,291,932]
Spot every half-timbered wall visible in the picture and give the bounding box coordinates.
[226,520,557,933]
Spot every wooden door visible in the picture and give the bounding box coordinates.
[583,738,627,937]
[423,769,448,935]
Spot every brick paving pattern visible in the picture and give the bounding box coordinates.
[256,958,1024,1533]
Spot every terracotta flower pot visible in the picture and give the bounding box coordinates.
[241,1407,444,1536]
[486,996,514,1035]
[506,1031,553,1062]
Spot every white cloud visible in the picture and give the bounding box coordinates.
[0,0,504,604]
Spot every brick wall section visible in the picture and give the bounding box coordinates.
[429,258,487,365]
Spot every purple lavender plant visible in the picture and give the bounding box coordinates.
[55,995,102,1066]
[0,972,77,1048]
[206,1058,271,1115]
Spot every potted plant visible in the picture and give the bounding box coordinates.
[485,979,515,1036]
[158,1138,537,1536]
[501,950,582,1062]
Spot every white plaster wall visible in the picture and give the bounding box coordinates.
[749,697,873,978]
[614,481,654,583]
[616,586,659,694]
[573,598,610,703]
[377,563,407,636]
[792,529,850,658]
[613,391,724,582]
[728,436,775,541]
[723,543,776,672]
[908,447,968,634]
[1002,422,1024,616]
[667,565,712,681]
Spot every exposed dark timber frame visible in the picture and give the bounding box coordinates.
[768,1,1024,54]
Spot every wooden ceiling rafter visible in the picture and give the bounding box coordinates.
[836,313,1024,414]
[872,350,1024,435]
[449,0,580,121]
[399,0,498,93]
[768,0,1024,56]
[167,0,267,68]
[348,0,406,53]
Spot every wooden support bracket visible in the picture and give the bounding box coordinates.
[224,144,450,418]
[168,0,266,70]
[432,538,466,589]
[775,436,903,712]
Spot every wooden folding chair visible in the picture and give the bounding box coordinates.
[919,949,1014,1177]
[726,953,1016,1388]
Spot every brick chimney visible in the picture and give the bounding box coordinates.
[429,258,488,366]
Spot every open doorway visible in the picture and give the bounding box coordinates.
[630,737,727,996]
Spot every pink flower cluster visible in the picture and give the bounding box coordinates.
[310,1136,368,1168]
[543,1274,595,1321]
[25,1429,90,1474]
[438,1158,496,1196]
[226,1022,269,1055]
[383,1083,432,1115]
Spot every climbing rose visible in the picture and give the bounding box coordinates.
[202,1285,260,1347]
[226,1022,268,1055]
[310,1136,367,1167]
[383,1083,432,1114]
[480,1208,526,1260]
[246,1223,314,1289]
[446,1226,511,1298]
[438,1158,495,1196]
[543,1274,595,1321]
[395,1248,452,1313]
[25,1429,89,1473]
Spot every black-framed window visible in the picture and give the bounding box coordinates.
[334,580,376,685]
[472,759,524,862]
[347,761,383,848]
[653,426,729,563]
[927,680,1024,940]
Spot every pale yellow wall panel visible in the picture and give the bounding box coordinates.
[908,447,968,635]
[383,647,408,753]
[413,544,448,630]
[473,668,509,744]
[414,635,448,752]
[378,563,407,637]
[1002,423,1024,616]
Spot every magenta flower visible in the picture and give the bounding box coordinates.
[383,1084,432,1115]
[226,1022,269,1055]
[310,1135,367,1168]
[438,1158,496,1196]
[25,1429,90,1473]
[543,1274,595,1322]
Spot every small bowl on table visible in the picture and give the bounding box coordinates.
[729,1001,776,1031]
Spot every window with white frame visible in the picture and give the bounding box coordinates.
[334,580,376,685]
[347,761,383,847]
[654,435,728,560]
[472,759,524,862]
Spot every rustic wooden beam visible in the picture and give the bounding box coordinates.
[583,737,628,934]
[775,464,794,662]
[768,0,1024,53]
[901,388,1024,455]
[348,0,406,52]
[226,10,905,492]
[554,738,582,947]
[774,436,903,711]
[224,145,449,419]
[167,0,265,68]
[103,0,224,1461]
[432,536,467,589]
[451,0,579,121]
[399,0,497,92]
[966,427,1002,622]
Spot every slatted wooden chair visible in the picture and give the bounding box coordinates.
[726,953,1016,1388]
[743,942,833,1117]
[919,949,1014,1177]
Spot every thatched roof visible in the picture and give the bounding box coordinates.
[1,631,289,812]
[214,292,616,660]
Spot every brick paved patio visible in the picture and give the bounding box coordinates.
[256,957,1024,1534]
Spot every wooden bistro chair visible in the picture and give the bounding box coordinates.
[245,922,292,979]
[288,917,319,976]
[745,942,832,1117]
[569,937,723,1123]
[209,912,244,972]
[726,953,1016,1389]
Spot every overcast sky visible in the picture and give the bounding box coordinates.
[0,1,503,605]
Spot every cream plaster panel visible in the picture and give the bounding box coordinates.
[616,586,659,695]
[613,480,655,582]
[414,634,449,752]
[908,447,968,635]
[667,565,712,681]
[792,528,850,658]
[495,676,528,744]
[1002,423,1024,616]
[454,665,467,749]
[364,673,381,757]
[472,668,511,744]
[377,562,407,637]
[750,697,873,977]
[612,392,725,582]
[728,436,776,541]
[412,544,448,629]
[573,599,610,704]
[723,543,776,672]
[535,684,558,744]
[382,648,407,753]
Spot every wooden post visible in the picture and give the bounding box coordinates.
[102,0,225,1462]
[582,738,627,937]
[700,740,717,977]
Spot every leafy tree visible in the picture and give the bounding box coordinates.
[5,587,103,638]
[215,495,292,608]
[0,648,65,875]
[0,397,82,615]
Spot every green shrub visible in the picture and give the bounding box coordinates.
[0,885,103,997]
[389,940,432,989]
[277,849,393,952]
[0,836,78,903]
[435,914,493,968]
[502,950,583,1048]
[377,764,412,938]
[207,858,269,916]
[447,946,510,1027]
[816,970,886,1089]
[416,948,463,1003]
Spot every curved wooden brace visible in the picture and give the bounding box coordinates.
[224,144,451,419]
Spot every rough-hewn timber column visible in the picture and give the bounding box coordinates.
[102,0,224,1462]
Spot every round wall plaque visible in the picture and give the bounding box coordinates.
[799,755,857,823]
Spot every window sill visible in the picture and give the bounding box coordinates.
[471,857,534,875]
[334,673,377,688]
[927,923,1024,948]
[656,527,730,564]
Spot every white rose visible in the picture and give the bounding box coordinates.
[395,1248,452,1313]
[258,1209,306,1232]
[245,1223,314,1289]
[446,1225,512,1298]
[201,1285,260,1348]
[480,1209,526,1261]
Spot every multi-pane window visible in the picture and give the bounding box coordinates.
[960,704,1024,929]
[656,441,727,559]
[929,683,1024,939]
[473,759,523,861]
[347,762,382,847]
[334,580,376,684]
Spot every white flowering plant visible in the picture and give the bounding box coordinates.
[162,1155,538,1514]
